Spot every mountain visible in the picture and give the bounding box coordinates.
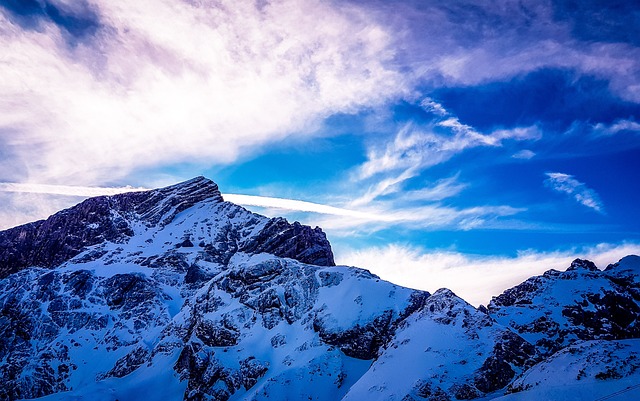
[0,177,638,401]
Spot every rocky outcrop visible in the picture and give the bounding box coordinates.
[240,218,334,266]
[1,177,639,401]
[489,258,640,356]
[0,177,222,278]
[0,177,334,279]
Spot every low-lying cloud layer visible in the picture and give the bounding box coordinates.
[338,242,640,306]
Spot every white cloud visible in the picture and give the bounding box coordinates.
[0,0,407,185]
[336,242,640,307]
[403,175,467,202]
[351,116,541,214]
[545,172,604,213]
[593,119,640,136]
[512,149,536,159]
[357,121,540,183]
[420,97,449,116]
[224,194,383,221]
[0,182,147,197]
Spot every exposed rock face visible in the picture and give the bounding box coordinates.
[342,289,538,401]
[1,177,639,401]
[488,257,640,356]
[0,177,333,279]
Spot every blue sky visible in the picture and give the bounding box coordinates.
[1,0,639,303]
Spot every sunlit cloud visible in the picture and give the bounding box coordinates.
[0,182,147,197]
[544,172,604,213]
[337,242,640,307]
[0,0,407,185]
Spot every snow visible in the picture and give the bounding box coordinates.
[3,179,640,401]
[492,339,640,401]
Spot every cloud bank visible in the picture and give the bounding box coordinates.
[338,242,640,307]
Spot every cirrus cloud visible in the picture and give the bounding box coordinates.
[544,172,604,213]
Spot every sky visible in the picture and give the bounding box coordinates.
[0,0,639,305]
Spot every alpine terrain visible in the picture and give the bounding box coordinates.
[0,177,638,401]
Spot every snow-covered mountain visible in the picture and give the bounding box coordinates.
[0,177,638,401]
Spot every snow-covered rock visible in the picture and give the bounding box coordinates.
[1,177,638,401]
[488,258,640,357]
[495,339,640,401]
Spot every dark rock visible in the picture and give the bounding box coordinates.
[414,381,451,401]
[0,177,223,278]
[195,320,239,347]
[567,258,599,272]
[185,264,214,284]
[451,383,481,400]
[241,218,334,266]
[101,346,150,378]
[314,310,394,359]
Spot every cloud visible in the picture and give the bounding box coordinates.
[336,242,640,307]
[0,182,147,197]
[351,100,541,209]
[402,175,467,202]
[544,172,604,213]
[357,120,538,184]
[224,194,383,221]
[512,149,536,159]
[593,119,640,136]
[225,191,522,234]
[0,0,407,185]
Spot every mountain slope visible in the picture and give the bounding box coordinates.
[487,257,640,357]
[0,177,638,401]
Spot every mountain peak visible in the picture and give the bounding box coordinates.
[117,176,224,227]
[605,254,640,275]
[0,176,334,278]
[567,258,598,272]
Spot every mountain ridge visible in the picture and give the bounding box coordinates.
[0,177,638,401]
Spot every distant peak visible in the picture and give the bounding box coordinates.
[605,254,640,273]
[567,258,598,272]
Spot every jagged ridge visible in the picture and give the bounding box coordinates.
[0,177,333,279]
[0,177,639,401]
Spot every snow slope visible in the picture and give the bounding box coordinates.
[0,177,639,401]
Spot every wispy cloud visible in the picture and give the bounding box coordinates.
[337,242,640,306]
[0,182,147,197]
[348,98,540,219]
[0,0,407,185]
[381,1,640,102]
[0,181,522,233]
[403,175,468,202]
[224,194,383,221]
[593,119,640,136]
[356,118,539,186]
[544,172,604,213]
[512,149,536,160]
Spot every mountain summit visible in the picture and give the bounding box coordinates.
[0,177,638,401]
[0,176,333,279]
